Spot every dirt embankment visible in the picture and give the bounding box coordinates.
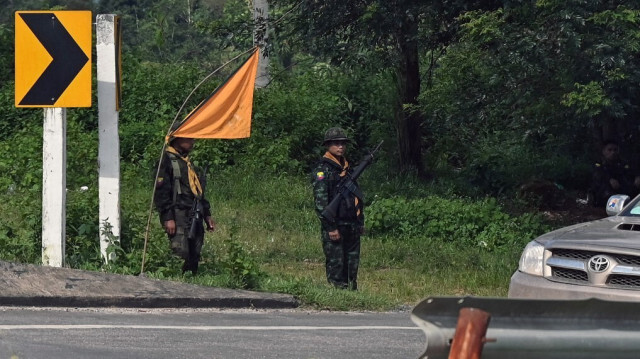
[515,179,609,227]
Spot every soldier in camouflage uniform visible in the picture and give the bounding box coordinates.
[154,134,216,274]
[312,127,365,290]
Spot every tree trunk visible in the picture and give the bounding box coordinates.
[253,0,270,88]
[395,19,424,175]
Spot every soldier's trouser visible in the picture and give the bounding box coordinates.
[322,223,361,290]
[169,209,204,274]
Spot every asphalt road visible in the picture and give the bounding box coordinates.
[0,307,425,359]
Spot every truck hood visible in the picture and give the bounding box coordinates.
[535,216,640,250]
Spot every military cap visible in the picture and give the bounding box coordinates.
[323,127,350,144]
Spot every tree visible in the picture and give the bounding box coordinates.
[420,1,640,191]
[271,0,502,175]
[97,0,233,63]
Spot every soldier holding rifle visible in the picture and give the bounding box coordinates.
[154,126,216,275]
[312,127,381,290]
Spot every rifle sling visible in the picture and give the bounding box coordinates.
[168,154,183,206]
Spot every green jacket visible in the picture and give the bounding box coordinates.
[312,156,364,232]
[154,150,211,223]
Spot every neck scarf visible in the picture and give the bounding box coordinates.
[167,146,203,198]
[323,151,349,176]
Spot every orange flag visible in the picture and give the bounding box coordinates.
[170,48,260,139]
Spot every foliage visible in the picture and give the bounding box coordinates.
[65,186,100,267]
[96,0,239,63]
[245,66,394,172]
[271,0,501,172]
[366,196,549,251]
[217,215,264,289]
[562,81,613,117]
[0,24,13,84]
[3,0,639,310]
[0,193,40,263]
[421,1,640,193]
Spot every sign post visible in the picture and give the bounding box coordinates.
[42,108,67,267]
[96,14,121,263]
[15,11,91,267]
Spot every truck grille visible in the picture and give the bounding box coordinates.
[608,275,640,288]
[551,267,588,282]
[553,248,598,260]
[549,248,640,289]
[553,249,640,266]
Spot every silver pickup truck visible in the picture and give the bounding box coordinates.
[509,194,640,301]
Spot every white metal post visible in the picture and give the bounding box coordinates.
[96,14,121,263]
[42,107,66,267]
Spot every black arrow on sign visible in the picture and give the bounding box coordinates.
[18,13,89,106]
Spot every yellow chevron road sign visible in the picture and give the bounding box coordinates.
[15,11,92,108]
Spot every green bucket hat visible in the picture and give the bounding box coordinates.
[323,127,350,144]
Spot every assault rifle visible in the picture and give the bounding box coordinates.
[188,163,212,240]
[321,140,383,222]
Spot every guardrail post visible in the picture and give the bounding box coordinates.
[448,307,491,359]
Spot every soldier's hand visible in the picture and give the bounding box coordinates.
[205,216,216,232]
[328,229,341,241]
[164,220,176,236]
[359,226,365,235]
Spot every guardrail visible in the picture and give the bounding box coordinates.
[411,296,640,359]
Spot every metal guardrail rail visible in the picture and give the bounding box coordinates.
[411,296,640,359]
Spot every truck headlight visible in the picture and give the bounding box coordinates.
[518,241,544,276]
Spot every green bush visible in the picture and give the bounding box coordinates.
[366,195,549,250]
[242,66,394,173]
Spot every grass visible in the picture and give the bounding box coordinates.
[0,165,539,312]
[147,167,531,311]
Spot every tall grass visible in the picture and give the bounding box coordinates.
[155,165,543,310]
[0,162,547,311]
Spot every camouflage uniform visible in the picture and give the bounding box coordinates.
[312,128,365,290]
[154,149,211,274]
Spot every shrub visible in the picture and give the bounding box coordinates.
[366,195,549,250]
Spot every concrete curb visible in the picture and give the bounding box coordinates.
[0,260,299,309]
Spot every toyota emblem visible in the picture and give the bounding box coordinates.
[588,255,610,272]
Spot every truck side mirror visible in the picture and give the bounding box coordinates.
[606,194,630,216]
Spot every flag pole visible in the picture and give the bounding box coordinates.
[140,47,258,275]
